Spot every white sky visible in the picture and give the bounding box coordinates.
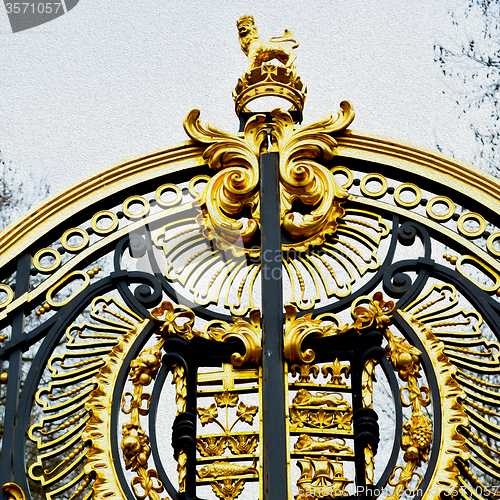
[0,0,476,196]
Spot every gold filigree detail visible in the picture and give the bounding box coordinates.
[398,283,474,500]
[118,322,190,500]
[28,297,148,500]
[270,105,353,250]
[203,310,261,366]
[284,305,344,363]
[119,325,190,500]
[183,109,265,256]
[349,292,436,500]
[196,388,259,498]
[152,301,261,366]
[289,389,352,432]
[183,103,354,256]
[1,483,26,500]
[154,209,389,316]
[82,312,151,500]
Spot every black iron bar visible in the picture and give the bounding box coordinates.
[260,149,288,499]
[0,253,30,500]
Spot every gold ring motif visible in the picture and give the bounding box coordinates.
[394,183,422,208]
[457,212,487,238]
[487,232,500,257]
[155,183,183,207]
[0,284,14,309]
[330,166,354,190]
[91,210,119,234]
[360,174,388,198]
[61,228,90,252]
[426,196,455,221]
[188,175,211,198]
[33,248,62,273]
[122,196,150,219]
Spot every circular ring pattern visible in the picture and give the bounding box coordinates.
[0,284,14,309]
[330,166,354,190]
[33,248,62,273]
[91,211,119,235]
[360,173,388,198]
[487,232,500,257]
[61,228,90,252]
[393,183,422,208]
[426,196,455,221]
[457,212,487,238]
[123,196,150,220]
[188,175,211,197]
[155,183,183,207]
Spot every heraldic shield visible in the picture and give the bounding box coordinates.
[2,15,500,500]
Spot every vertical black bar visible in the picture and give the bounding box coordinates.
[0,253,30,499]
[260,151,288,499]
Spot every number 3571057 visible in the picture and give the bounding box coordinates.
[5,3,62,14]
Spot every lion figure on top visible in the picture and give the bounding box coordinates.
[237,15,299,72]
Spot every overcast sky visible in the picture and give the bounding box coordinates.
[0,0,476,196]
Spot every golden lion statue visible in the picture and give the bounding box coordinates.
[294,434,353,454]
[237,15,298,72]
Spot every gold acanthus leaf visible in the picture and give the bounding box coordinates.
[151,302,262,366]
[284,304,344,363]
[184,109,266,247]
[183,103,354,255]
[227,435,258,455]
[1,484,26,500]
[271,104,353,245]
[203,309,262,366]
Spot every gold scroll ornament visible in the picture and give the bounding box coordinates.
[183,102,354,257]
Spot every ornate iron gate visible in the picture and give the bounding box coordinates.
[2,15,500,500]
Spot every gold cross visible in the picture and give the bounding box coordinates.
[197,363,258,390]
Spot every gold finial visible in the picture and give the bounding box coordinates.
[234,16,306,120]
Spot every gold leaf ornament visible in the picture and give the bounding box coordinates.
[352,291,395,331]
[309,408,334,428]
[215,390,239,408]
[151,301,195,338]
[184,109,266,251]
[227,435,259,455]
[236,401,258,424]
[198,403,219,426]
[270,105,354,248]
[183,102,355,255]
[284,304,344,363]
[289,408,309,428]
